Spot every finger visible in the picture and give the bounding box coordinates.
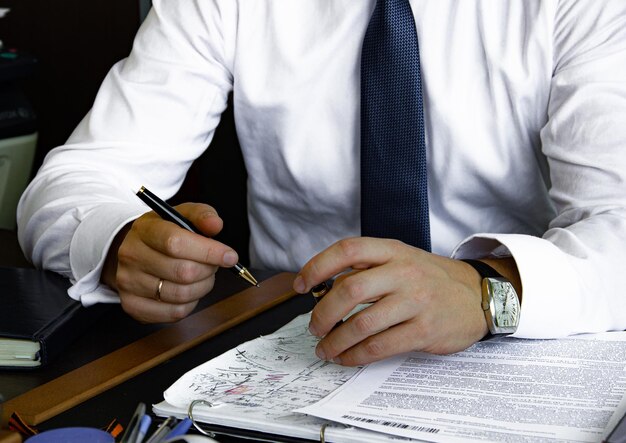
[117,237,218,285]
[119,292,199,323]
[135,216,238,267]
[118,266,216,305]
[314,291,418,362]
[296,237,409,293]
[329,320,424,366]
[155,276,216,305]
[174,202,224,237]
[333,303,481,366]
[309,265,396,337]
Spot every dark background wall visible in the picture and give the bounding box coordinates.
[0,0,250,264]
[1,0,141,169]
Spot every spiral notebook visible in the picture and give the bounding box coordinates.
[153,309,410,442]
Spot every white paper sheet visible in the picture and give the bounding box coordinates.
[154,310,422,442]
[297,333,626,443]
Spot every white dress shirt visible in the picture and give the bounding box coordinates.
[17,0,626,338]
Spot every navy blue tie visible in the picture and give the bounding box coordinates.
[360,0,431,251]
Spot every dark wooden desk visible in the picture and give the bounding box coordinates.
[0,270,315,442]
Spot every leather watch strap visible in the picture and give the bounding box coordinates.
[461,259,502,279]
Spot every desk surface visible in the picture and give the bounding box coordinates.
[1,269,315,442]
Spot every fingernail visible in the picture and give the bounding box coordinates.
[223,251,238,266]
[294,275,306,293]
[200,209,218,220]
[332,356,342,365]
[308,322,319,337]
[316,346,327,361]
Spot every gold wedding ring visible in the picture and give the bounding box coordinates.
[155,278,164,301]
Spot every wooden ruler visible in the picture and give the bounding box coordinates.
[0,431,21,443]
[1,272,296,426]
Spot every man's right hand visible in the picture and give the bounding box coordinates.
[101,202,239,323]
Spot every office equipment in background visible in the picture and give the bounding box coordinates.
[0,45,37,230]
[0,267,107,369]
[154,312,626,443]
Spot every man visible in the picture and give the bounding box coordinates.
[17,0,626,366]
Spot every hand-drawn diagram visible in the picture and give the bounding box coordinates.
[163,312,361,428]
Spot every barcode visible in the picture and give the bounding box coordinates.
[341,415,440,434]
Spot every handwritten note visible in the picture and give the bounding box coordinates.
[159,312,360,432]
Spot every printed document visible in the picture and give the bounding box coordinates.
[298,332,626,442]
[154,309,626,443]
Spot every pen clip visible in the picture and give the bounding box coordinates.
[120,402,146,443]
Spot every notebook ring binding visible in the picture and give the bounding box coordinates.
[187,398,330,442]
[187,399,216,438]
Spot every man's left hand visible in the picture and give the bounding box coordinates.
[293,237,489,366]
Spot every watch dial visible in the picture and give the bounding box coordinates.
[492,280,520,327]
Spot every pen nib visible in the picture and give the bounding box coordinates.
[238,267,259,287]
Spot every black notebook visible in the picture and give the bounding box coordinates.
[0,267,106,369]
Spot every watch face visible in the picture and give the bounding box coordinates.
[489,279,520,330]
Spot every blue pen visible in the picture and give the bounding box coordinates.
[163,417,193,440]
[135,415,152,443]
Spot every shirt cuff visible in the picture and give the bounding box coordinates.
[452,233,581,339]
[67,203,147,306]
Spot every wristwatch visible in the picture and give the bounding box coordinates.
[461,259,521,335]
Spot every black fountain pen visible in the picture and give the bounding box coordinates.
[136,186,259,287]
